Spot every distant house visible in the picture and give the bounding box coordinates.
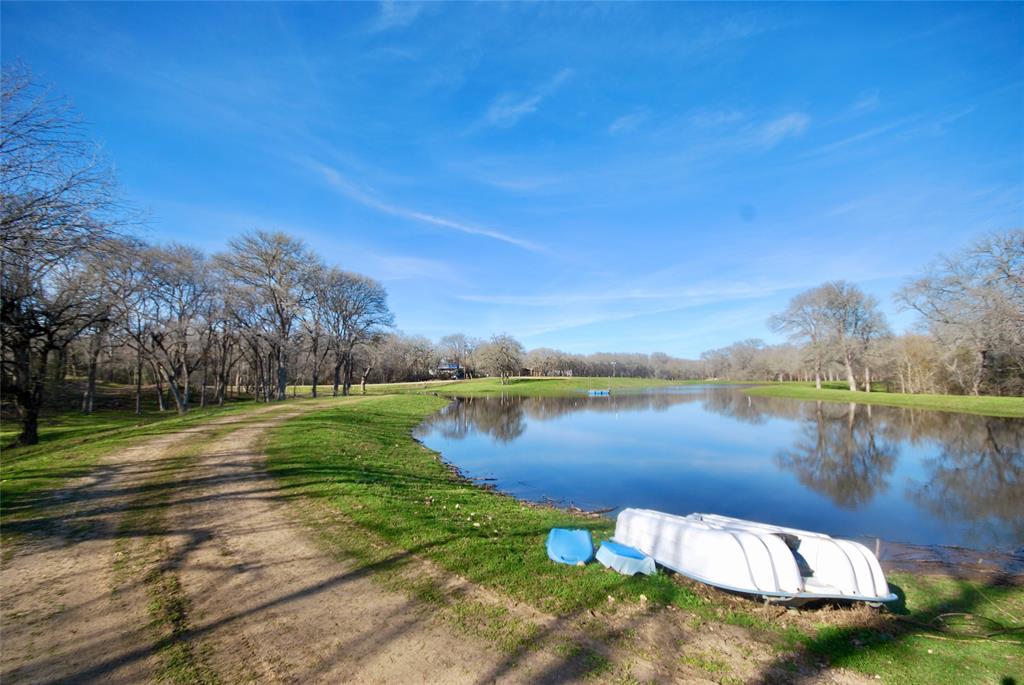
[433,361,464,380]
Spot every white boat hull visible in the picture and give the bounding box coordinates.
[614,509,897,605]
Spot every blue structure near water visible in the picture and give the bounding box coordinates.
[596,540,657,576]
[546,528,595,565]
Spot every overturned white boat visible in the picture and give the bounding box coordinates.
[614,509,897,606]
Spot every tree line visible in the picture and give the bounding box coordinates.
[3,67,1021,446]
[1,68,395,444]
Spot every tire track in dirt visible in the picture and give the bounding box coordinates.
[0,403,302,685]
[162,402,565,683]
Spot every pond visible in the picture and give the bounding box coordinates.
[414,385,1023,556]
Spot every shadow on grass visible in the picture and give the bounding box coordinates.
[753,574,1022,684]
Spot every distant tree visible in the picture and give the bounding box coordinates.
[476,334,524,384]
[819,281,888,392]
[215,231,315,401]
[773,281,887,391]
[769,287,831,389]
[139,244,214,414]
[319,268,393,396]
[897,230,1024,396]
[438,333,477,378]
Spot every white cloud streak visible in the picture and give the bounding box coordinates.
[479,68,574,129]
[370,1,427,32]
[608,109,649,134]
[459,280,784,307]
[752,112,811,149]
[306,160,544,252]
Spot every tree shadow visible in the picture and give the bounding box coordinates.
[752,573,1022,684]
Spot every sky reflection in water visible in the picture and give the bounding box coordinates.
[414,386,1023,551]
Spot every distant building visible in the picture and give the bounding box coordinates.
[433,361,464,379]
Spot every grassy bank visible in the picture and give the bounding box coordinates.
[352,376,1024,418]
[264,393,1023,683]
[0,402,260,528]
[745,384,1024,418]
[360,376,718,397]
[264,393,700,615]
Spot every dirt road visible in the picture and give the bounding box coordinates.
[2,400,871,684]
[0,402,561,684]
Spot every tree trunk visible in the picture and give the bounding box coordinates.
[154,370,166,412]
[53,347,67,382]
[360,366,372,395]
[863,365,871,393]
[163,370,188,415]
[332,361,342,397]
[81,332,102,413]
[310,335,320,398]
[10,345,48,446]
[200,361,208,408]
[971,349,986,396]
[182,359,190,407]
[844,354,857,391]
[276,345,287,401]
[341,352,353,396]
[135,345,143,415]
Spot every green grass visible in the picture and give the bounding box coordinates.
[264,394,702,615]
[356,376,1024,418]
[264,392,1024,684]
[745,384,1024,418]
[1,402,260,528]
[800,573,1024,684]
[6,378,1021,683]
[362,376,715,397]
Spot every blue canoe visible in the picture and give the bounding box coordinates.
[547,528,595,565]
[596,540,656,576]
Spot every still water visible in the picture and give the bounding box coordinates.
[414,385,1023,552]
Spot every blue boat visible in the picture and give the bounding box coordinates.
[546,528,595,565]
[596,540,656,576]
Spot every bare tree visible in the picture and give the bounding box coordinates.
[140,244,214,414]
[215,231,314,401]
[476,334,524,384]
[818,281,887,391]
[1,66,125,443]
[897,230,1024,396]
[320,268,393,396]
[438,333,477,378]
[768,287,830,389]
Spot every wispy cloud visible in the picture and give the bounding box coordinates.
[460,279,795,308]
[806,107,973,159]
[851,90,880,112]
[685,14,779,57]
[305,160,544,252]
[478,68,574,129]
[364,253,463,284]
[805,119,906,158]
[608,108,649,134]
[751,112,811,149]
[369,1,427,32]
[689,108,744,128]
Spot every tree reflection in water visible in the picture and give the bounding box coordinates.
[415,387,1023,547]
[774,402,898,509]
[907,416,1023,546]
[414,392,698,444]
[416,396,528,443]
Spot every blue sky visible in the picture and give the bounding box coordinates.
[4,2,1022,356]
